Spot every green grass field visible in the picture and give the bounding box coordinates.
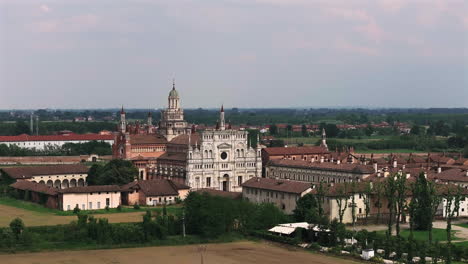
[0,197,182,216]
[377,228,457,242]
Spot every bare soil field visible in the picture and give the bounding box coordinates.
[0,241,360,264]
[0,204,144,227]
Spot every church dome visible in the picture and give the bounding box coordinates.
[169,88,179,97]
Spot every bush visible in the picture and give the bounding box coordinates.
[116,205,122,211]
[9,218,24,239]
[73,205,81,214]
[105,205,109,211]
[133,204,140,210]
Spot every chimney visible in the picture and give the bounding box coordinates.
[465,171,468,177]
[373,163,378,173]
[337,160,341,165]
[320,156,324,163]
[424,172,427,179]
[402,164,406,169]
[393,160,397,168]
[437,167,442,174]
[377,172,381,177]
[406,173,410,179]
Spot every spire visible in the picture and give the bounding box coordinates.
[121,105,125,114]
[219,105,225,131]
[320,128,328,150]
[172,78,175,90]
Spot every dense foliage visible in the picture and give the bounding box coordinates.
[0,141,112,156]
[184,192,289,237]
[86,159,138,185]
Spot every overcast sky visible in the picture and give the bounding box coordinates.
[0,0,467,109]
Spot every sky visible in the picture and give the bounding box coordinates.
[0,0,467,109]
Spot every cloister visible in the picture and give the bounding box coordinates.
[30,175,87,189]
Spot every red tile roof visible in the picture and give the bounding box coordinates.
[268,159,375,174]
[121,179,188,196]
[169,133,200,145]
[242,177,311,194]
[2,164,89,179]
[0,133,114,142]
[10,181,58,196]
[128,134,167,145]
[59,185,121,194]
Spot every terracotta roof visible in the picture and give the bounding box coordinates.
[310,181,373,196]
[0,133,113,142]
[263,146,329,156]
[10,181,58,196]
[128,134,167,145]
[157,152,187,161]
[195,188,242,199]
[169,133,200,145]
[268,159,375,174]
[433,169,468,183]
[121,179,187,196]
[2,164,89,179]
[59,185,121,194]
[243,177,311,194]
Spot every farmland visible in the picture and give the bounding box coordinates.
[0,241,360,264]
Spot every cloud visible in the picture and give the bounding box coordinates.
[463,16,468,29]
[326,8,371,22]
[30,14,99,33]
[39,4,50,13]
[379,0,407,13]
[335,39,379,56]
[355,20,384,43]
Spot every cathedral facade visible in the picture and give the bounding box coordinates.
[113,82,262,192]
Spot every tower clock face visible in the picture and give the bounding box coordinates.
[221,152,228,160]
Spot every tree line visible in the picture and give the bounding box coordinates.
[0,141,112,156]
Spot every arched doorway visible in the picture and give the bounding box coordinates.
[46,180,53,187]
[70,179,77,187]
[77,178,85,187]
[54,180,61,189]
[62,179,69,189]
[222,174,229,191]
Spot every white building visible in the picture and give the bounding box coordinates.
[2,164,88,188]
[156,105,262,192]
[0,133,114,151]
[242,177,312,213]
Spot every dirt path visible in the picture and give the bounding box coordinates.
[432,220,468,241]
[0,241,360,264]
[0,204,144,227]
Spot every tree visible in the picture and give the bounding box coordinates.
[412,173,433,231]
[9,218,24,239]
[301,125,308,137]
[365,124,374,137]
[442,186,462,264]
[410,125,424,136]
[363,182,372,224]
[395,172,407,237]
[384,175,398,237]
[325,124,340,138]
[374,182,384,224]
[335,183,350,224]
[14,120,30,135]
[269,124,278,135]
[428,181,442,243]
[88,159,138,185]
